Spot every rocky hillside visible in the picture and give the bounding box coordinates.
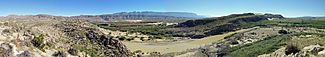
[163,13,284,38]
[0,16,131,57]
[168,27,325,57]
[72,11,204,22]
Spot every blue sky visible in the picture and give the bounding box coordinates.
[0,0,324,17]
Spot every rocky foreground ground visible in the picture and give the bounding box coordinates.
[0,16,131,57]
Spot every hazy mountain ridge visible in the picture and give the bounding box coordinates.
[295,16,325,19]
[112,11,205,18]
[1,11,205,22]
[73,11,205,22]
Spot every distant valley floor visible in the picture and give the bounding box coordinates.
[121,27,258,54]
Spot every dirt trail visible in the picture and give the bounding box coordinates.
[122,27,258,54]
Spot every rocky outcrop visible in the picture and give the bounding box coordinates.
[54,20,132,57]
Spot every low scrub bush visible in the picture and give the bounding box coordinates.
[32,34,45,51]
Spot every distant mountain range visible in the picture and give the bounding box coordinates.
[295,16,325,19]
[1,11,206,22]
[112,11,205,18]
[72,11,206,22]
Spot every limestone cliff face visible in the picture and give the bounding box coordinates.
[0,16,131,57]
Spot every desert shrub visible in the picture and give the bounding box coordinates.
[285,44,300,55]
[140,37,145,41]
[44,43,54,49]
[32,34,45,50]
[52,51,66,57]
[134,50,142,53]
[278,30,288,34]
[74,46,99,57]
[118,36,126,41]
[228,39,239,45]
[126,38,134,41]
[153,36,164,39]
[68,48,78,56]
[249,32,256,35]
[2,29,10,34]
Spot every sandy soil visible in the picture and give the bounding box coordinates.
[122,27,258,54]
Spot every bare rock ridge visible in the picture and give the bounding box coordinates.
[0,16,131,57]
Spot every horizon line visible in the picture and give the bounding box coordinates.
[1,12,324,18]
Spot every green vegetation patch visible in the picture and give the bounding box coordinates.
[73,45,100,57]
[287,33,325,49]
[224,35,289,57]
[32,34,46,51]
[95,22,172,39]
[237,19,325,29]
[260,19,325,29]
[224,32,325,57]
